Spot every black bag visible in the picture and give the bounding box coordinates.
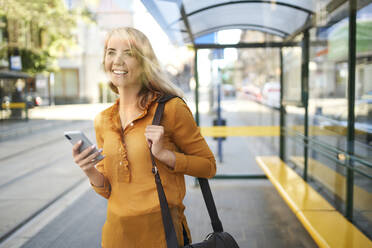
[184,232,240,248]
[150,95,240,248]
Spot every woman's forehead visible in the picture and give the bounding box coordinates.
[107,34,133,49]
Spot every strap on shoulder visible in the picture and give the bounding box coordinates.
[157,94,177,103]
[152,94,179,126]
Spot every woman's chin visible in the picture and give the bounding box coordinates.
[111,80,124,88]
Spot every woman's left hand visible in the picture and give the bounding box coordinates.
[144,125,165,157]
[145,125,176,168]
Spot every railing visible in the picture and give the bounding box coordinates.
[283,126,372,224]
[285,127,372,179]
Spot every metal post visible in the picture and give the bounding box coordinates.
[346,0,356,221]
[194,48,200,187]
[279,48,285,160]
[25,100,28,121]
[217,82,223,163]
[302,29,310,181]
[194,49,200,126]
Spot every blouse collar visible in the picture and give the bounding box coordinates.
[108,94,159,135]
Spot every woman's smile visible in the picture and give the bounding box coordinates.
[104,35,142,89]
[112,70,128,78]
[112,70,128,75]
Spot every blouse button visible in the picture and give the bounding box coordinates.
[119,161,122,165]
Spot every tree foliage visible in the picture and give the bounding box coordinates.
[0,0,92,74]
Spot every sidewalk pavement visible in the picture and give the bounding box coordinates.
[0,103,111,141]
[13,178,317,248]
[0,100,317,248]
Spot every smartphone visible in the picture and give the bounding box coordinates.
[64,130,105,161]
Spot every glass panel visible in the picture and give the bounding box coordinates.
[156,0,181,24]
[308,2,349,152]
[354,0,372,240]
[185,3,309,38]
[192,46,281,175]
[171,2,311,42]
[355,2,372,153]
[144,0,315,44]
[141,0,184,44]
[184,0,316,15]
[285,106,305,168]
[282,47,302,104]
[307,0,372,239]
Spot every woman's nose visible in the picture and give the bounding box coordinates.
[113,53,124,64]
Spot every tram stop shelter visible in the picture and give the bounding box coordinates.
[0,70,32,120]
[141,0,311,136]
[141,1,372,247]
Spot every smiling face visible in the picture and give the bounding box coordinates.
[104,34,142,91]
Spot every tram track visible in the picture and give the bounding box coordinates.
[0,121,95,246]
[0,137,64,162]
[0,155,65,190]
[0,123,91,162]
[0,124,93,188]
[0,177,86,245]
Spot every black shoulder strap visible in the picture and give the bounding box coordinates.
[150,94,223,248]
[152,94,177,126]
[157,94,177,103]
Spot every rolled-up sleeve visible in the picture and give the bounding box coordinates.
[92,114,111,199]
[170,99,216,178]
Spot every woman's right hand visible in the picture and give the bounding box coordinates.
[72,140,103,174]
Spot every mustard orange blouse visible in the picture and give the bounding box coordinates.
[92,96,216,248]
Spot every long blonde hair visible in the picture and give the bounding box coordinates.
[103,27,184,109]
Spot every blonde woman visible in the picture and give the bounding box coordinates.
[71,27,216,247]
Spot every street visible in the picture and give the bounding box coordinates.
[0,119,93,242]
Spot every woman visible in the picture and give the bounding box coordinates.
[72,27,216,247]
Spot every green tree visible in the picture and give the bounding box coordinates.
[0,0,92,74]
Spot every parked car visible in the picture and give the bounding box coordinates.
[241,83,262,102]
[261,81,280,109]
[222,84,236,97]
[25,92,42,108]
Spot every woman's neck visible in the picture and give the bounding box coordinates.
[117,85,141,113]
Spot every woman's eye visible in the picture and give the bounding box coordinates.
[107,51,115,56]
[124,51,133,57]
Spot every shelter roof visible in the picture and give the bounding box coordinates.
[0,70,31,79]
[141,0,316,45]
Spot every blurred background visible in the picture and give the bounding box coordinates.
[0,0,194,110]
[0,0,371,247]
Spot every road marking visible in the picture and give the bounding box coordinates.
[200,125,363,137]
[200,126,280,137]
